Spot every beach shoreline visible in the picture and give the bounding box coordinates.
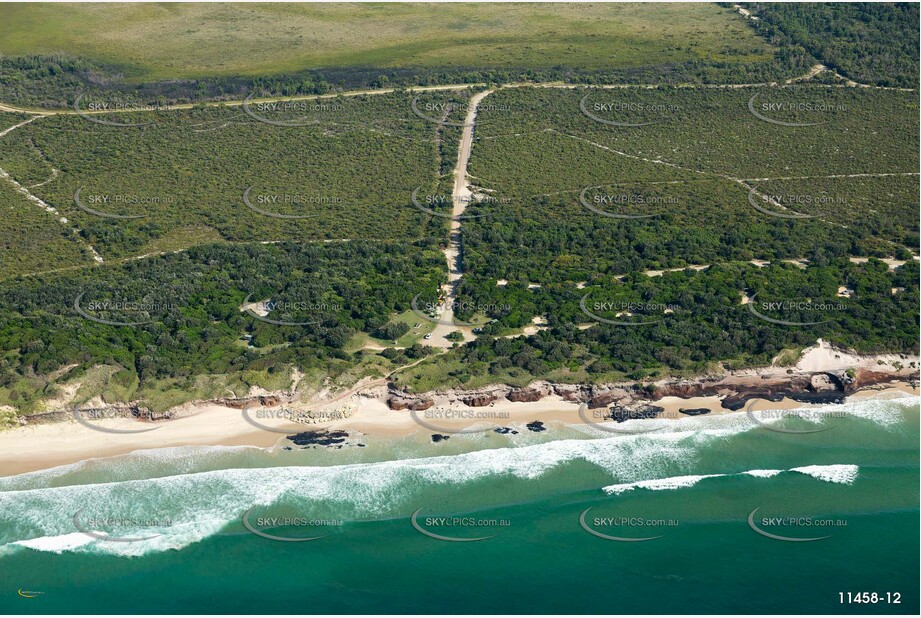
[0,378,916,478]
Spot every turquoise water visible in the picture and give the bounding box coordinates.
[1,395,917,614]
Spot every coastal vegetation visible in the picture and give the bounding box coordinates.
[395,258,919,392]
[0,240,445,413]
[0,5,917,414]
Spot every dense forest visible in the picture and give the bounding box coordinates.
[746,2,920,88]
[396,258,918,390]
[0,240,444,412]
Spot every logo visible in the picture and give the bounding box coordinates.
[410,96,472,127]
[577,403,667,435]
[579,507,666,542]
[578,186,661,219]
[746,187,813,219]
[72,406,160,435]
[73,291,176,326]
[579,94,660,127]
[73,188,148,219]
[409,187,492,220]
[747,92,827,127]
[746,292,839,327]
[241,292,329,326]
[241,92,323,127]
[579,293,663,326]
[241,506,330,542]
[408,406,507,435]
[242,186,321,219]
[72,508,162,543]
[747,507,835,542]
[410,508,503,542]
[241,403,304,434]
[73,93,155,127]
[745,400,834,435]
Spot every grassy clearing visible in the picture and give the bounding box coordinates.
[0,4,773,81]
[345,309,436,352]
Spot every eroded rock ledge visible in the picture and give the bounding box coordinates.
[386,367,918,413]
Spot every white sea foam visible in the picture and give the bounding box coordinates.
[604,474,722,495]
[0,394,905,556]
[743,469,783,478]
[602,464,858,495]
[12,532,96,554]
[790,464,859,485]
[0,424,751,556]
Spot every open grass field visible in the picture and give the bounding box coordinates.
[0,3,774,80]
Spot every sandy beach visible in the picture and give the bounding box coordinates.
[1,380,916,478]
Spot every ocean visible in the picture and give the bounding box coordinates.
[1,394,918,615]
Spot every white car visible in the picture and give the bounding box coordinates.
[423,333,432,340]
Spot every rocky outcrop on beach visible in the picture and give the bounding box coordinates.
[285,429,364,449]
[506,385,550,402]
[387,392,434,411]
[607,404,665,422]
[384,352,917,417]
[460,393,499,407]
[679,408,711,416]
[210,395,281,409]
